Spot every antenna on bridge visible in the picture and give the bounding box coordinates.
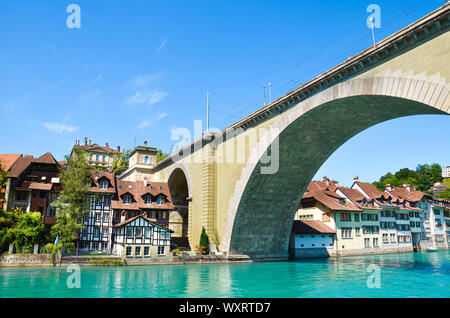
[369,17,377,49]
[268,82,272,104]
[263,84,266,106]
[206,88,210,133]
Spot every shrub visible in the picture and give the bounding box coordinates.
[199,227,210,255]
[88,259,124,266]
[45,243,54,254]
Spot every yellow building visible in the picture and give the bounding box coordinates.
[72,137,118,170]
[119,141,158,182]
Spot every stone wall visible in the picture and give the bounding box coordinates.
[0,254,52,267]
[335,246,413,257]
[291,247,335,259]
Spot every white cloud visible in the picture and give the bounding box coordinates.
[126,72,163,89]
[158,112,168,120]
[43,122,79,134]
[137,112,169,130]
[157,39,168,52]
[125,89,168,106]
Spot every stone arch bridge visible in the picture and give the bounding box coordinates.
[152,4,450,259]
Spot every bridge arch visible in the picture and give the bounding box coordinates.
[223,71,450,258]
[166,163,193,247]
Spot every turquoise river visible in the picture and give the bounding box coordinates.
[0,250,449,298]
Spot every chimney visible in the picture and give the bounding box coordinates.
[403,183,411,191]
[85,137,88,146]
[144,140,148,147]
[354,176,359,181]
[117,146,121,152]
[121,211,126,223]
[386,184,392,191]
[144,177,148,187]
[106,143,109,148]
[89,140,91,145]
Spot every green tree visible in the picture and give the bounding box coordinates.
[0,161,7,189]
[51,147,91,244]
[199,227,210,255]
[112,149,130,175]
[156,149,169,163]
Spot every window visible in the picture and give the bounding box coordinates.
[126,228,133,238]
[103,213,109,223]
[364,238,370,248]
[157,196,165,205]
[123,195,132,204]
[144,247,149,255]
[145,228,151,239]
[144,156,149,163]
[302,201,315,208]
[39,191,47,199]
[126,247,132,256]
[415,212,420,218]
[390,233,396,242]
[136,228,142,238]
[341,228,352,239]
[102,228,108,237]
[340,213,351,222]
[100,181,108,189]
[355,228,360,236]
[95,213,101,222]
[383,233,389,243]
[361,214,369,221]
[96,155,99,161]
[16,192,27,201]
[94,228,100,237]
[373,238,379,247]
[144,195,152,204]
[416,222,420,228]
[90,154,93,159]
[158,246,165,255]
[354,214,360,222]
[135,247,141,256]
[102,156,106,162]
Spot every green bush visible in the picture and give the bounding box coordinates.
[199,227,210,255]
[88,259,124,266]
[45,243,54,254]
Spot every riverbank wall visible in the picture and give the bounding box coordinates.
[291,246,416,259]
[0,253,253,268]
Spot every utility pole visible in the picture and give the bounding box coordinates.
[263,84,266,106]
[268,82,272,104]
[206,88,210,133]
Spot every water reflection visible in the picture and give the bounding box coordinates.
[0,251,449,298]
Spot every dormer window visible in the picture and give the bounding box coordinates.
[144,195,152,204]
[159,186,163,190]
[123,194,132,204]
[157,196,165,205]
[100,181,108,189]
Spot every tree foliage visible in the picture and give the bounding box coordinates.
[199,227,210,255]
[0,161,7,189]
[112,149,130,176]
[373,163,443,193]
[51,147,91,244]
[156,149,169,163]
[0,208,46,253]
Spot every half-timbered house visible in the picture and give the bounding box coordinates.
[112,214,173,257]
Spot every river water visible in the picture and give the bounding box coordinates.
[0,250,448,298]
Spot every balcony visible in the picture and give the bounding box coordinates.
[44,216,57,225]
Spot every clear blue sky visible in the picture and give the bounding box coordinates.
[0,0,448,186]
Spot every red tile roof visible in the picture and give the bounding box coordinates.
[89,171,116,194]
[8,152,61,178]
[113,180,174,211]
[292,220,336,234]
[0,154,22,171]
[75,144,118,154]
[303,189,361,212]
